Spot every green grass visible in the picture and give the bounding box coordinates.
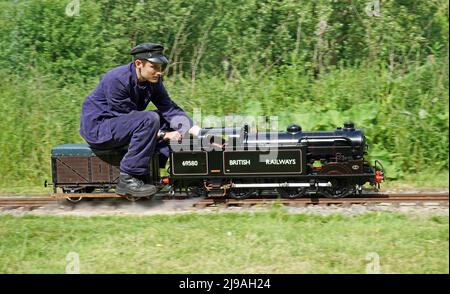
[382,170,449,189]
[0,211,448,273]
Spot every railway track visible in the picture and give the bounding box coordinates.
[193,194,450,208]
[0,192,448,208]
[0,197,58,207]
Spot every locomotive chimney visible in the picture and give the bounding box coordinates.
[343,121,355,131]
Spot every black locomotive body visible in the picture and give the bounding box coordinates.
[168,122,383,198]
[50,122,384,199]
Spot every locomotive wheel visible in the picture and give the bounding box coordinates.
[186,186,205,197]
[229,188,256,199]
[320,185,355,198]
[125,195,141,202]
[277,187,307,199]
[166,189,175,197]
[320,168,355,198]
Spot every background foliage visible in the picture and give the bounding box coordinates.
[0,0,448,189]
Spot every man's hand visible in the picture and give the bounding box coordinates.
[188,125,201,138]
[164,131,182,141]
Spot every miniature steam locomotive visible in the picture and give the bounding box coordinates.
[50,122,384,200]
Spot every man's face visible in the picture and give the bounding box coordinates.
[136,60,162,83]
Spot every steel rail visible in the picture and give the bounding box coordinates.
[0,193,447,208]
[193,195,449,207]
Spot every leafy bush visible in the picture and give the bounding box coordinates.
[0,0,448,189]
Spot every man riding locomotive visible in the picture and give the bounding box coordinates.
[79,43,200,198]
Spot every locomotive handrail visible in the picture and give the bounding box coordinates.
[298,136,353,145]
[375,159,385,175]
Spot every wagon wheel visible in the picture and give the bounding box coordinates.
[66,196,83,203]
[277,187,307,199]
[62,187,94,203]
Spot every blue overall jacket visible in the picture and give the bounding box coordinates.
[79,62,193,145]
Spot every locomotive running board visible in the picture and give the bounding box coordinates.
[231,182,332,188]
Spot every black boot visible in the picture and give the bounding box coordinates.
[116,172,158,197]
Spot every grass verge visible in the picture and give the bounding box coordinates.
[0,210,448,273]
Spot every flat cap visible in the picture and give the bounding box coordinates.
[130,43,168,65]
